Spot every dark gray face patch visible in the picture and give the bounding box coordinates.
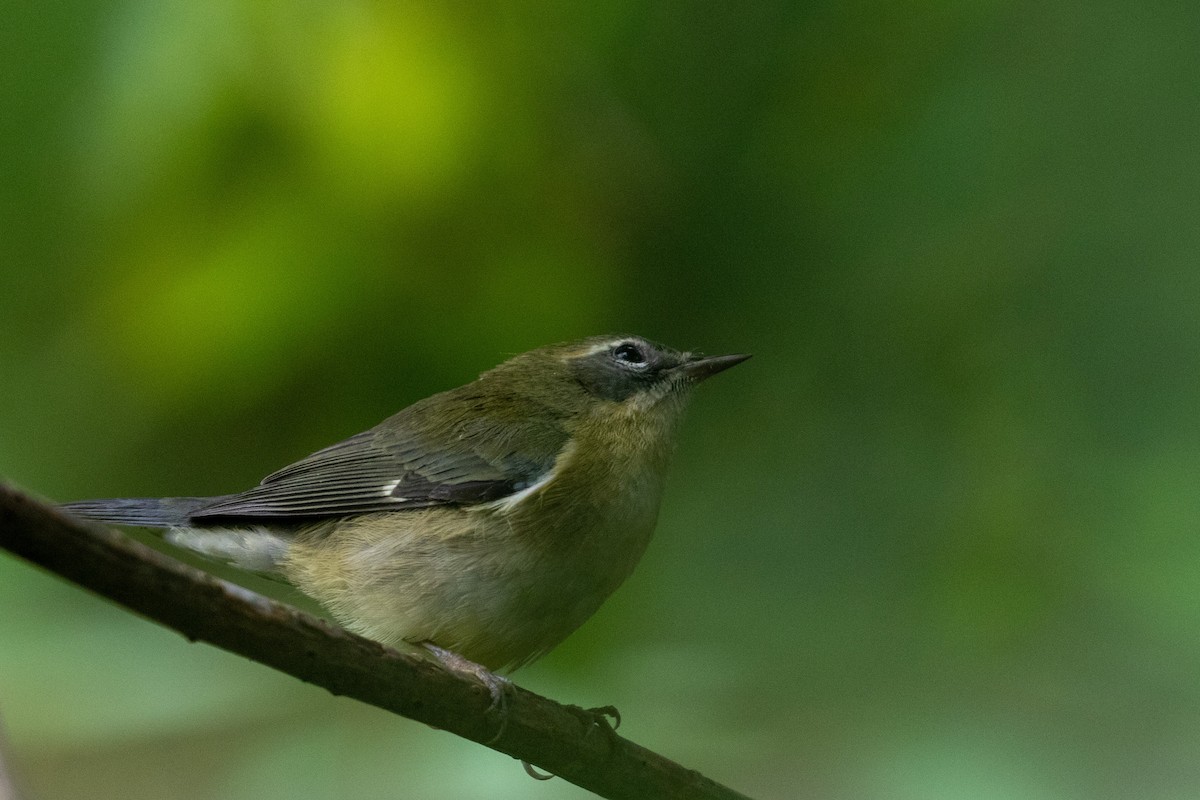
[570,337,686,402]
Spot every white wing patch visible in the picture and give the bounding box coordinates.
[482,469,555,514]
[480,439,578,514]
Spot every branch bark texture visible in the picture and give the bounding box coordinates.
[0,484,751,800]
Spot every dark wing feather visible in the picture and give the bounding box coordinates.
[190,425,556,522]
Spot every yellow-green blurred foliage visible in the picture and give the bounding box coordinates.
[4,2,1200,798]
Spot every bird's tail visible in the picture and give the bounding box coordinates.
[61,495,293,574]
[60,496,225,528]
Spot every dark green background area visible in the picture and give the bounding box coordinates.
[4,3,1200,798]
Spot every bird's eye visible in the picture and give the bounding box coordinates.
[613,342,647,365]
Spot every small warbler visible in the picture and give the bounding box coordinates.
[63,335,749,686]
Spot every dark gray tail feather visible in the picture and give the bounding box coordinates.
[60,496,228,528]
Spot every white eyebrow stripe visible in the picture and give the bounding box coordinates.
[579,339,625,357]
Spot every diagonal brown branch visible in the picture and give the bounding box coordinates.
[0,483,752,800]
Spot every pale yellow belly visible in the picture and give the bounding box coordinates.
[281,491,660,670]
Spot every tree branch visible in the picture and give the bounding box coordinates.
[0,484,751,800]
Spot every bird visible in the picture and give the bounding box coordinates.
[62,334,749,692]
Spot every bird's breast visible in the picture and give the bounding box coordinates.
[495,417,675,590]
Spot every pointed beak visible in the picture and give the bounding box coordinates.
[678,352,752,383]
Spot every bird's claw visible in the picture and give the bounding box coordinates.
[566,703,622,744]
[518,704,621,782]
[585,704,621,732]
[419,642,514,743]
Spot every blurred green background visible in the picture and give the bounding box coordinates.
[3,2,1200,798]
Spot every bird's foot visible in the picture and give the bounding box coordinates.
[518,706,621,781]
[419,642,515,743]
[567,703,621,737]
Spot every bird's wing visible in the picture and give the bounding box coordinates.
[190,423,563,522]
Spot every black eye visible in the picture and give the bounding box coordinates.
[613,342,647,365]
